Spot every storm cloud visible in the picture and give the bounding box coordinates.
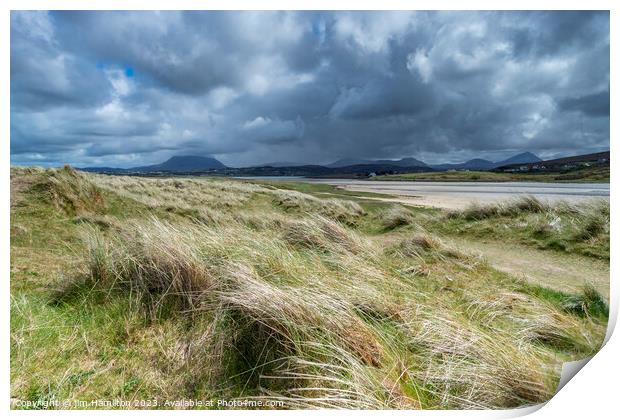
[10,11,609,167]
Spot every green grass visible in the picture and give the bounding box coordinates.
[374,165,610,183]
[10,167,608,409]
[516,283,609,321]
[249,178,395,199]
[429,197,610,260]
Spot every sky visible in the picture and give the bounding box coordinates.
[10,10,610,168]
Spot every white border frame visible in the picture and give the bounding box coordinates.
[2,2,616,419]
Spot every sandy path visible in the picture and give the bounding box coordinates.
[317,186,609,297]
[447,237,609,299]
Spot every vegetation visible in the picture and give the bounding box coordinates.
[10,167,608,409]
[435,196,610,260]
[374,165,610,183]
[378,205,416,231]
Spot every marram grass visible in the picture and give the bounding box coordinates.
[10,167,608,409]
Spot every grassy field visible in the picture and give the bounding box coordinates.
[10,167,609,409]
[374,165,610,183]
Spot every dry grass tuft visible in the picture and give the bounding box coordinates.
[283,215,367,254]
[448,196,549,221]
[442,197,609,259]
[90,174,266,211]
[394,233,465,261]
[273,189,365,225]
[379,205,415,230]
[30,166,105,215]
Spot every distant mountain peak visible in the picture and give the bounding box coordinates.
[135,155,227,171]
[509,152,540,160]
[465,158,493,164]
[494,152,541,167]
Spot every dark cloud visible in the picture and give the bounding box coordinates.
[10,12,112,111]
[328,75,436,120]
[10,10,609,167]
[559,90,610,117]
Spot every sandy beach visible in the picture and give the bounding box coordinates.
[302,179,610,209]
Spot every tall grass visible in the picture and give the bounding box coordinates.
[12,168,609,409]
[379,205,415,230]
[30,166,105,215]
[272,189,365,225]
[62,214,604,408]
[443,196,610,259]
[447,196,549,221]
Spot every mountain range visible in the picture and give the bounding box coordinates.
[430,152,542,171]
[326,152,541,171]
[82,152,542,174]
[82,155,227,173]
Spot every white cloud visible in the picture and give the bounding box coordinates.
[208,87,239,109]
[407,49,433,83]
[334,11,415,54]
[105,69,133,97]
[11,11,55,44]
[243,116,271,130]
[247,74,270,96]
[244,55,316,96]
[233,12,304,49]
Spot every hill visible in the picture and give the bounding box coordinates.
[430,153,541,171]
[495,150,609,172]
[82,155,227,174]
[432,158,496,171]
[133,155,226,171]
[494,152,541,167]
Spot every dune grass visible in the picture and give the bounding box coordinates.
[436,196,610,260]
[10,167,608,409]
